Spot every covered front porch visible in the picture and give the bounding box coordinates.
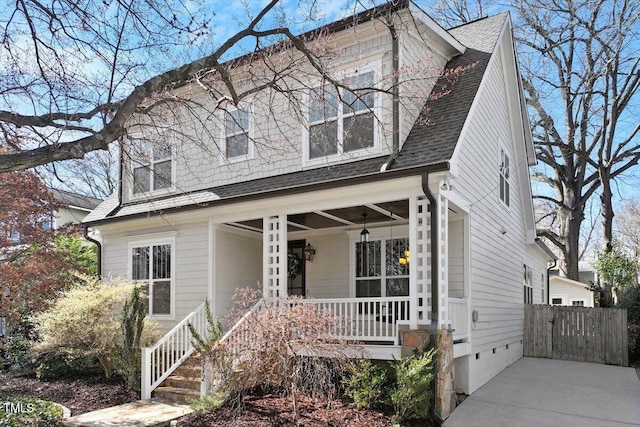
[212,177,471,359]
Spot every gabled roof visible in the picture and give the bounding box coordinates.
[85,9,509,225]
[49,188,103,212]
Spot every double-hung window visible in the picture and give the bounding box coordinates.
[131,240,174,317]
[523,264,533,304]
[499,148,510,206]
[308,71,376,162]
[132,139,173,195]
[355,237,410,298]
[224,108,251,160]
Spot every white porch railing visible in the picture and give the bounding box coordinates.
[297,297,410,345]
[141,302,208,400]
[448,297,470,342]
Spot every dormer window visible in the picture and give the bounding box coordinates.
[225,108,251,159]
[306,70,377,164]
[499,148,510,206]
[132,138,173,195]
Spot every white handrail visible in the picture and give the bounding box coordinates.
[141,302,208,400]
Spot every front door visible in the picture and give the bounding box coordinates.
[287,240,306,296]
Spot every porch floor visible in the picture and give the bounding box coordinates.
[62,399,193,427]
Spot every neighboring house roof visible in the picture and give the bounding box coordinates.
[550,275,593,290]
[84,7,508,226]
[49,188,103,212]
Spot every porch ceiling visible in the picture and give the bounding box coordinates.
[229,199,410,233]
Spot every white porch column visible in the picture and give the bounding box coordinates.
[437,192,449,329]
[409,196,431,329]
[263,214,287,298]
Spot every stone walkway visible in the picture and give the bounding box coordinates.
[62,399,193,427]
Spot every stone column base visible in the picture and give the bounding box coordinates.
[399,329,430,353]
[434,329,456,421]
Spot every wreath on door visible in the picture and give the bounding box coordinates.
[288,251,303,279]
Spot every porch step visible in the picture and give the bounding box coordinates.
[153,352,203,402]
[172,364,201,379]
[162,375,201,391]
[153,386,201,403]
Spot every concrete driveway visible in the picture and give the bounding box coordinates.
[444,357,640,427]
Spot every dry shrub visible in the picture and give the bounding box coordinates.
[205,288,362,415]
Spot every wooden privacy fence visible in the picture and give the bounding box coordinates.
[524,305,628,366]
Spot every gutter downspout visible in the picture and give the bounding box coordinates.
[421,173,438,329]
[380,13,400,172]
[546,259,556,305]
[83,225,102,278]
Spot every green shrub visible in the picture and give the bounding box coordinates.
[0,393,63,426]
[617,285,640,363]
[389,348,437,422]
[32,276,159,380]
[343,360,388,409]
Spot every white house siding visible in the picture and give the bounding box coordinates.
[120,14,461,205]
[100,221,210,333]
[122,21,398,204]
[304,232,350,299]
[550,277,594,307]
[448,217,465,298]
[213,228,262,322]
[448,45,542,393]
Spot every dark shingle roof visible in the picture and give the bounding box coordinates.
[85,12,508,224]
[49,188,103,211]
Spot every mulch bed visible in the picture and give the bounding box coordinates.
[180,393,436,427]
[0,375,437,426]
[0,373,138,416]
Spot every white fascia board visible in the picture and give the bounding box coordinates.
[408,2,466,56]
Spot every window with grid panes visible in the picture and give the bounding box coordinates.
[131,139,172,194]
[308,71,375,160]
[355,238,410,298]
[131,243,172,316]
[523,264,533,304]
[499,148,510,206]
[225,109,250,158]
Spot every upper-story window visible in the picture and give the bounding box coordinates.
[132,138,173,195]
[307,70,377,163]
[223,108,252,161]
[499,148,510,206]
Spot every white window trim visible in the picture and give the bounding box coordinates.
[128,132,176,200]
[348,226,410,298]
[219,104,254,164]
[302,61,383,168]
[127,236,176,320]
[523,264,534,304]
[499,146,511,207]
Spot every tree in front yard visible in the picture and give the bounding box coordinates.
[0,170,97,326]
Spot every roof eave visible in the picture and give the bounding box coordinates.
[84,161,450,227]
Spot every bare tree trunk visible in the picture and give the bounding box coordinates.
[558,206,582,280]
[600,167,615,307]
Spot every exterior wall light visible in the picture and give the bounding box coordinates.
[303,243,316,261]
